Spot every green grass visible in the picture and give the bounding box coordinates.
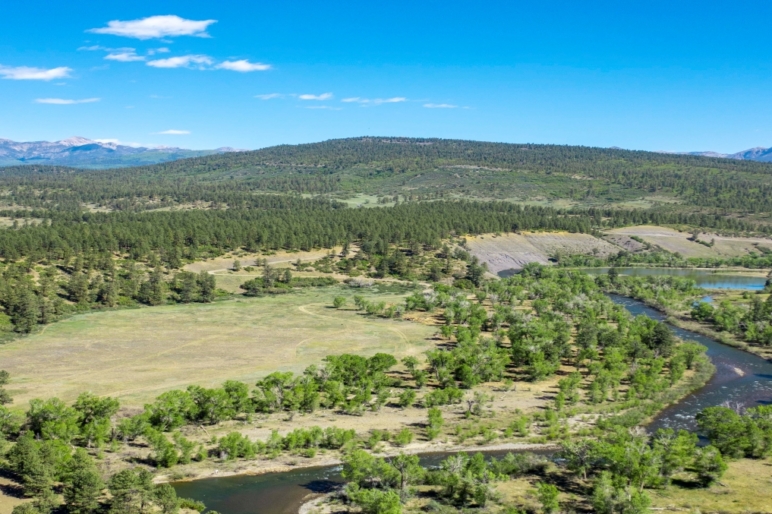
[650,458,772,512]
[0,286,435,408]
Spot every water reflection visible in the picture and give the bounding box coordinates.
[499,267,768,290]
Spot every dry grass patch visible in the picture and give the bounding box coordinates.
[184,248,340,274]
[0,476,26,514]
[606,225,772,259]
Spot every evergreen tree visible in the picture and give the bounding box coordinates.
[63,449,104,514]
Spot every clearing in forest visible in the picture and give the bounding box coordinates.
[183,247,339,274]
[0,287,434,408]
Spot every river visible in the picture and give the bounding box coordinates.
[172,450,551,514]
[499,267,769,290]
[174,294,772,514]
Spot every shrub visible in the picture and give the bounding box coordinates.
[394,428,413,447]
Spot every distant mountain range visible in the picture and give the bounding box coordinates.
[679,147,772,162]
[0,137,245,168]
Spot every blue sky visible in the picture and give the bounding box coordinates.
[1,1,771,152]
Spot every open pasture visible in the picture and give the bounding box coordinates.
[184,247,339,274]
[0,287,435,408]
[649,457,772,512]
[606,225,772,258]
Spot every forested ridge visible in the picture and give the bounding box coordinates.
[0,199,765,262]
[3,137,772,211]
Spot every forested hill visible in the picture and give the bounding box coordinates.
[5,137,772,177]
[3,137,772,212]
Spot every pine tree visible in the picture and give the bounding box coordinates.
[63,449,104,514]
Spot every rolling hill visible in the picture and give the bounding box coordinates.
[3,137,772,213]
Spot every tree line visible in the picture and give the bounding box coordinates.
[1,198,766,264]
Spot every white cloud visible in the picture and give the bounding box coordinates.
[146,55,213,69]
[255,93,283,100]
[377,97,407,104]
[35,98,100,105]
[217,60,271,72]
[423,103,458,109]
[0,65,72,81]
[299,93,333,101]
[154,129,190,135]
[94,138,144,147]
[88,15,217,40]
[305,105,341,110]
[147,47,170,55]
[105,51,145,62]
[342,96,406,105]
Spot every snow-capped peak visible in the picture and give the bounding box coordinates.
[57,136,96,147]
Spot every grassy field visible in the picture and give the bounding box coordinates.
[649,457,772,512]
[491,458,772,513]
[184,247,339,273]
[607,225,772,258]
[0,286,435,408]
[183,248,346,292]
[468,226,772,271]
[0,217,43,229]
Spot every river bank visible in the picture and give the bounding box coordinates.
[613,291,772,362]
[162,441,557,484]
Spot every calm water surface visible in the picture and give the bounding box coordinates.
[499,267,768,290]
[172,450,547,514]
[174,295,772,513]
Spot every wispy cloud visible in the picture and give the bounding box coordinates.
[147,55,213,69]
[217,60,271,72]
[82,41,270,73]
[88,15,217,40]
[299,93,333,101]
[255,93,284,100]
[0,65,72,81]
[35,98,100,105]
[105,51,145,62]
[342,97,407,105]
[423,103,458,109]
[154,129,190,135]
[305,105,341,110]
[81,45,161,62]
